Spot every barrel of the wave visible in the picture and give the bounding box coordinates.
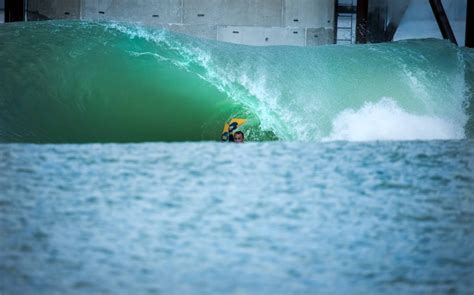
[221,118,247,142]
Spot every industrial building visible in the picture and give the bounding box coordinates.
[1,0,472,47]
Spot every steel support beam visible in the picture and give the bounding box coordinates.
[356,0,369,43]
[467,0,474,47]
[5,0,25,22]
[384,1,409,42]
[429,0,458,45]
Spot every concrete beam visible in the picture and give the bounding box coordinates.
[183,0,283,26]
[306,27,334,46]
[34,0,336,47]
[217,26,306,46]
[82,0,182,24]
[37,0,80,19]
[284,0,334,29]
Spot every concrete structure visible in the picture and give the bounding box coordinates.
[25,0,335,46]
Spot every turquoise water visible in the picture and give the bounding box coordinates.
[0,21,473,142]
[1,20,474,294]
[0,141,473,294]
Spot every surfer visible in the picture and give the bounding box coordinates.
[233,131,244,143]
[221,118,247,143]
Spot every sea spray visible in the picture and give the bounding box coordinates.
[323,98,464,141]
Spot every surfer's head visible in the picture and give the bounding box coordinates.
[234,131,244,143]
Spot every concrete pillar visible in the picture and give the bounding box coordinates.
[182,0,283,27]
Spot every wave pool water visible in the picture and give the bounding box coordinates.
[0,141,473,294]
[0,20,473,142]
[1,20,473,295]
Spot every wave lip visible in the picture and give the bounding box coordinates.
[323,98,466,142]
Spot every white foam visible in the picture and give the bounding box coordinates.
[323,98,465,141]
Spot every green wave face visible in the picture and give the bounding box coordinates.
[0,21,249,142]
[0,21,472,142]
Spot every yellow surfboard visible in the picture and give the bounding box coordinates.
[221,118,247,142]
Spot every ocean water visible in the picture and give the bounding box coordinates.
[1,20,474,294]
[1,141,473,295]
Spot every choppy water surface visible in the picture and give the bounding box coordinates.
[1,141,473,294]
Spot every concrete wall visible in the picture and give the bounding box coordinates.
[82,0,182,24]
[217,26,306,46]
[27,0,335,46]
[35,0,81,19]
